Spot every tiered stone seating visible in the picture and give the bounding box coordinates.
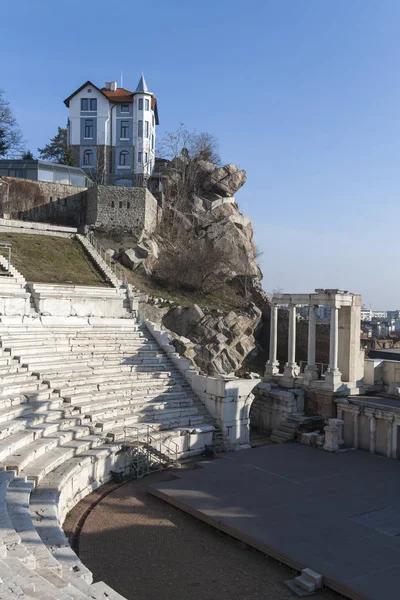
[0,255,30,316]
[0,316,214,599]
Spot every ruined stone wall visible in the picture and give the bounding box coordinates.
[0,177,87,225]
[87,185,160,239]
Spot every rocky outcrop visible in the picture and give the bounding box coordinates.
[200,163,246,197]
[162,303,262,376]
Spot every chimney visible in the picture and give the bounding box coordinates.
[105,81,117,91]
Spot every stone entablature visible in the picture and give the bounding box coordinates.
[265,289,364,394]
[337,398,400,459]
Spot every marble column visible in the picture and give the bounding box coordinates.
[283,304,299,378]
[304,304,319,380]
[324,306,342,389]
[370,416,376,454]
[265,303,279,378]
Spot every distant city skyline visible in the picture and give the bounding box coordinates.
[2,0,400,306]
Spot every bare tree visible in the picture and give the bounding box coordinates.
[0,89,24,157]
[154,234,234,295]
[157,124,221,219]
[158,123,220,164]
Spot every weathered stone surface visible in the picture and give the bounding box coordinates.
[120,248,145,270]
[201,164,247,197]
[163,303,261,376]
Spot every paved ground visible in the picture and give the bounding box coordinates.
[77,467,338,600]
[150,445,400,600]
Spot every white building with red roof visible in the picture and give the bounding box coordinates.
[64,75,159,187]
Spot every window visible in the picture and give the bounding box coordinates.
[138,120,143,137]
[151,134,154,150]
[83,149,93,165]
[127,202,130,209]
[152,114,154,126]
[145,98,149,111]
[138,151,142,163]
[138,98,143,110]
[120,121,129,139]
[145,121,149,138]
[119,150,129,166]
[119,202,123,208]
[111,201,115,208]
[81,98,97,110]
[121,104,129,113]
[84,119,93,138]
[145,152,148,163]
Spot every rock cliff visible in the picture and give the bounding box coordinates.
[112,155,268,376]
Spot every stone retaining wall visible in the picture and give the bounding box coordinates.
[0,177,86,225]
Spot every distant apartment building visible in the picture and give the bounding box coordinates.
[64,75,159,187]
[361,308,388,321]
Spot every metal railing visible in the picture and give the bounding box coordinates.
[85,230,134,309]
[122,424,179,479]
[0,242,12,275]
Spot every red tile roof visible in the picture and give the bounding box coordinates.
[100,87,134,103]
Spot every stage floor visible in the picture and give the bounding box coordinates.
[149,444,400,600]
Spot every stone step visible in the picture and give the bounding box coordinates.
[86,402,199,425]
[22,436,102,484]
[0,557,66,600]
[6,479,63,577]
[271,428,297,440]
[96,413,206,434]
[279,423,299,434]
[294,575,316,593]
[0,471,35,567]
[62,384,191,405]
[39,365,175,383]
[2,426,92,473]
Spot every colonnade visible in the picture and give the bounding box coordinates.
[265,302,341,383]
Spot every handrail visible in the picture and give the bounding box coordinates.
[86,230,134,309]
[123,424,179,469]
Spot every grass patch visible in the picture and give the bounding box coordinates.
[1,233,109,286]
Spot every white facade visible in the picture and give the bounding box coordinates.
[65,76,159,186]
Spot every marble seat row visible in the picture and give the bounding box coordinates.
[0,316,214,599]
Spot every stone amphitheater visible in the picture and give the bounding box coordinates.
[0,221,236,600]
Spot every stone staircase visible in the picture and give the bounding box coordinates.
[0,316,215,599]
[76,233,147,316]
[270,415,303,444]
[76,233,121,288]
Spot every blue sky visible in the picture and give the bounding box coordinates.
[1,0,400,308]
